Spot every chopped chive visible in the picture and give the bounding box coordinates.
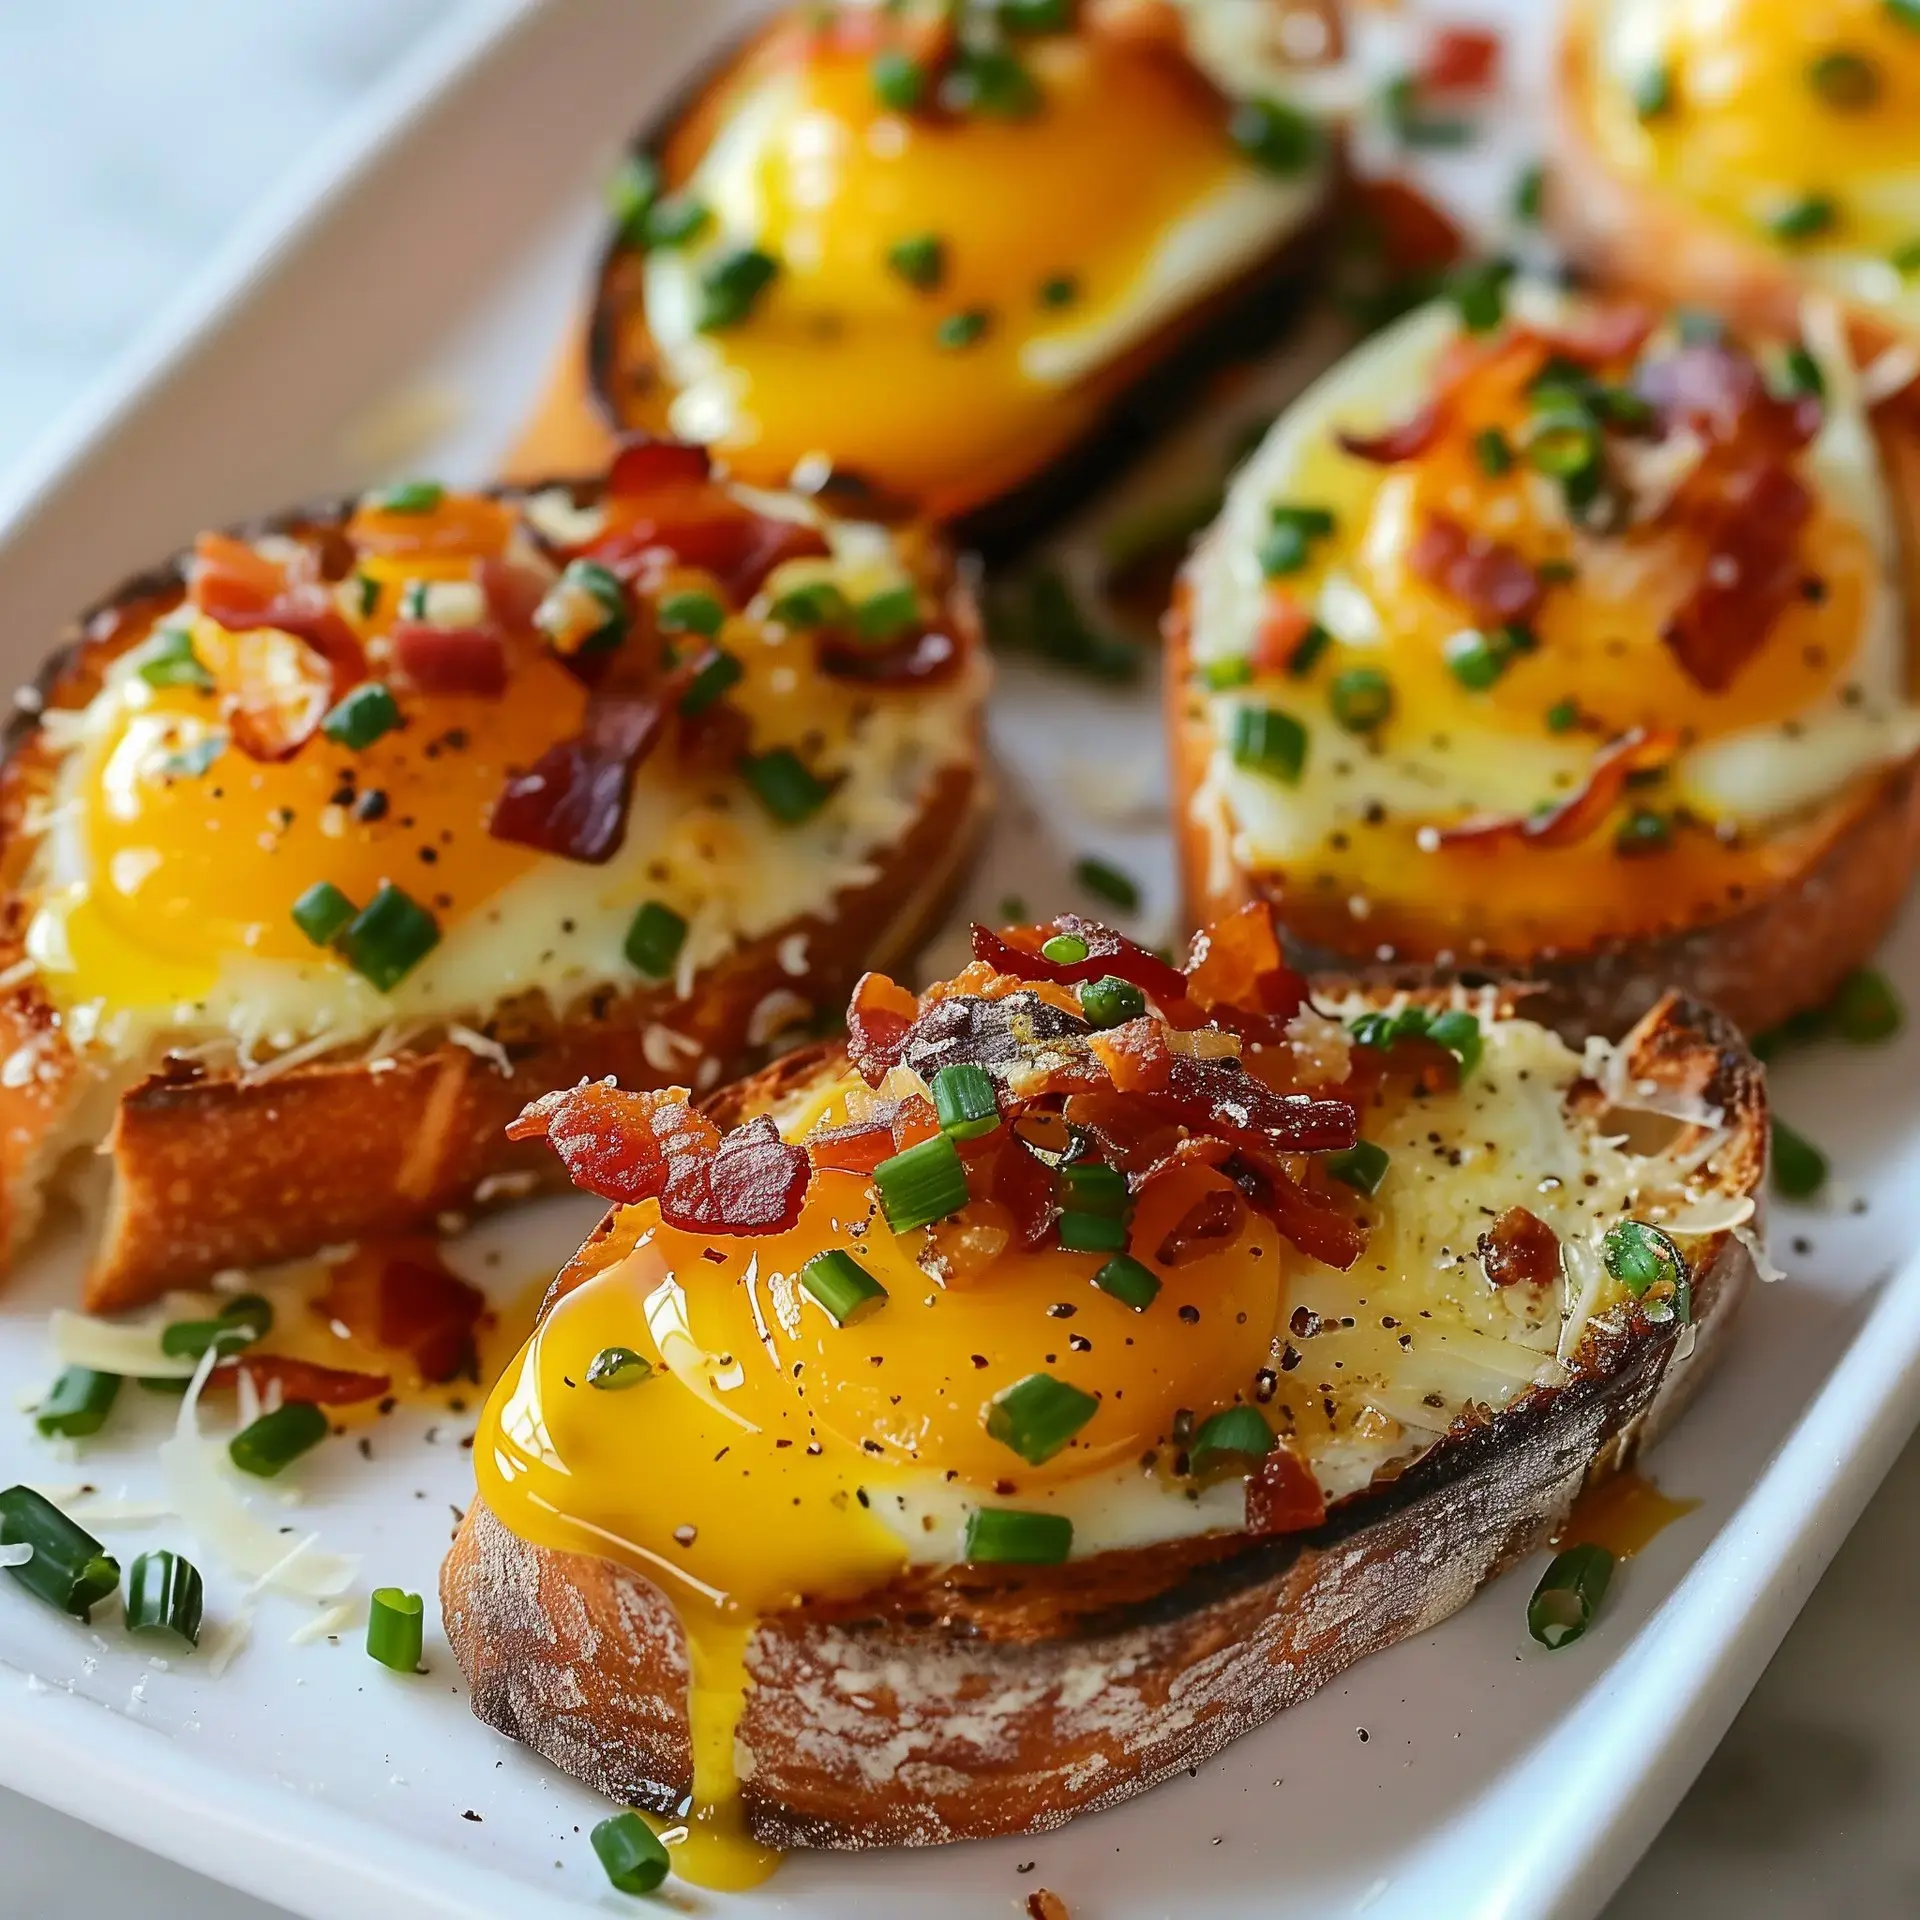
[229,1401,328,1478]
[1204,656,1254,691]
[886,233,945,290]
[769,579,850,629]
[1378,72,1473,149]
[1614,808,1672,856]
[800,1249,889,1328]
[932,1062,1001,1140]
[137,627,214,692]
[985,1372,1099,1465]
[1228,95,1322,174]
[1443,628,1509,691]
[351,571,380,619]
[1000,0,1071,27]
[1893,237,1920,275]
[339,882,440,992]
[1528,1542,1613,1648]
[1767,193,1837,242]
[1074,857,1138,912]
[1330,666,1393,732]
[1473,425,1514,476]
[1231,705,1309,783]
[321,681,401,750]
[1322,1139,1390,1196]
[1258,504,1336,578]
[1772,1118,1829,1199]
[856,584,920,642]
[1188,1405,1275,1476]
[1830,967,1902,1043]
[1526,404,1602,478]
[944,44,1040,117]
[35,1367,120,1440]
[739,747,832,824]
[586,1345,653,1389]
[1061,1161,1128,1215]
[1632,63,1673,119]
[1512,161,1544,223]
[1285,622,1332,677]
[125,1549,203,1648]
[291,880,357,949]
[537,559,627,653]
[1424,1008,1484,1074]
[1092,1254,1160,1311]
[963,1506,1072,1565]
[1545,697,1580,733]
[641,192,710,250]
[1078,975,1147,1030]
[1037,273,1079,308]
[1808,49,1880,109]
[657,588,724,640]
[0,1486,119,1619]
[606,152,661,245]
[160,1316,253,1361]
[871,48,927,112]
[1602,1220,1687,1297]
[695,246,779,332]
[220,1294,273,1339]
[1446,256,1515,333]
[875,1132,970,1232]
[592,1811,671,1895]
[936,307,991,351]
[1057,1209,1129,1254]
[623,900,688,980]
[678,647,743,717]
[1041,932,1089,964]
[371,480,443,514]
[366,1586,424,1673]
[1889,0,1920,29]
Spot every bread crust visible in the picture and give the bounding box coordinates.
[1548,0,1914,367]
[0,488,986,1310]
[441,988,1764,1847]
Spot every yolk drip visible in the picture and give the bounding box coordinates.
[474,1096,1285,1886]
[612,29,1274,515]
[1591,0,1920,258]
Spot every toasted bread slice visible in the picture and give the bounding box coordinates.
[443,981,1765,1849]
[1164,284,1920,1039]
[1549,0,1920,373]
[0,475,986,1310]
[519,7,1338,552]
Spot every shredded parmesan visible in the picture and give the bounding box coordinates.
[49,1308,197,1380]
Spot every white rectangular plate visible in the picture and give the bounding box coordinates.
[2,2,1918,1917]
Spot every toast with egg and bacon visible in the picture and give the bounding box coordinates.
[443,907,1764,1859]
[1166,274,1920,1039]
[0,441,985,1311]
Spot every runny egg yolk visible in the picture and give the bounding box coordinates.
[624,29,1289,516]
[474,1090,1284,1887]
[1594,0,1920,260]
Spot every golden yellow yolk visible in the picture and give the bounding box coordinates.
[474,1087,1285,1885]
[624,31,1275,515]
[1591,0,1920,257]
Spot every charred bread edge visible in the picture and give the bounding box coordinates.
[441,989,1762,1849]
[582,19,1338,558]
[1548,0,1912,367]
[1160,399,1920,1040]
[0,479,987,1309]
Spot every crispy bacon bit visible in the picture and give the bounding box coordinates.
[1252,590,1316,677]
[817,623,961,686]
[509,1082,809,1234]
[1351,176,1465,277]
[391,622,509,697]
[971,916,1189,1005]
[207,1354,392,1406]
[1232,1148,1368,1270]
[1478,1206,1562,1288]
[1534,301,1654,367]
[489,692,665,863]
[1662,461,1813,693]
[1434,726,1680,852]
[1155,1184,1247,1266]
[988,1130,1057,1250]
[1336,400,1445,466]
[478,554,554,633]
[805,1119,897,1175]
[1418,23,1501,92]
[1244,1441,1328,1535]
[607,435,714,496]
[1408,510,1542,623]
[1088,1017,1172,1094]
[846,971,920,1082]
[592,501,830,605]
[219,626,337,762]
[189,530,287,619]
[1183,901,1307,1032]
[320,1242,484,1383]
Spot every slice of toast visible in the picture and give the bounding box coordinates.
[442,979,1765,1848]
[0,477,986,1310]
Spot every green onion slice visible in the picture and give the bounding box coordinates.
[1601,1220,1690,1322]
[320,681,400,750]
[695,247,780,332]
[800,1250,890,1328]
[886,232,945,290]
[125,1549,204,1648]
[1330,666,1393,732]
[1092,1254,1161,1312]
[1322,1140,1390,1196]
[338,882,440,992]
[678,648,743,718]
[591,1811,671,1895]
[1074,856,1139,912]
[739,747,833,824]
[292,880,357,948]
[964,1505,1072,1565]
[874,1132,970,1233]
[932,1062,1001,1140]
[1231,704,1309,783]
[1057,1210,1129,1255]
[1060,1161,1128,1215]
[1188,1405,1276,1477]
[1078,975,1147,1030]
[1424,1008,1483,1075]
[624,899,688,980]
[1771,1118,1829,1200]
[1830,967,1901,1043]
[229,1401,328,1478]
[35,1367,120,1440]
[985,1372,1099,1465]
[657,588,724,639]
[1528,1542,1614,1649]
[0,1486,120,1619]
[366,1586,425,1673]
[586,1346,654,1390]
[1228,95,1322,174]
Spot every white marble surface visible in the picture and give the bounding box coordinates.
[0,4,1914,1916]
